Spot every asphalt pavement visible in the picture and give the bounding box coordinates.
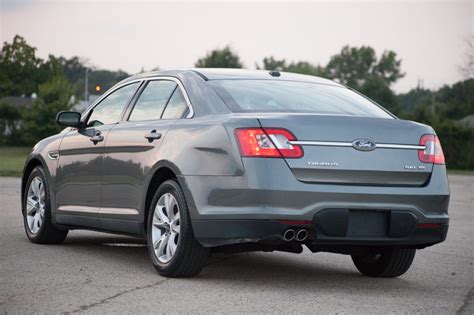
[1,175,473,314]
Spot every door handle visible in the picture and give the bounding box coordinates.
[144,130,162,142]
[90,131,104,144]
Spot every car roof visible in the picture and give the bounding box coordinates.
[121,68,342,87]
[191,68,341,86]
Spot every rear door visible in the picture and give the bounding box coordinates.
[101,79,190,223]
[258,114,433,186]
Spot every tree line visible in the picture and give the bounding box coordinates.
[1,36,473,169]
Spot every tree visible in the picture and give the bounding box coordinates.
[0,35,48,97]
[434,120,474,169]
[359,77,400,113]
[20,75,76,144]
[259,46,404,112]
[50,56,88,86]
[397,87,432,111]
[258,57,324,76]
[400,79,474,122]
[325,46,404,88]
[373,50,405,85]
[258,57,287,71]
[87,69,129,95]
[285,61,324,76]
[459,36,474,79]
[195,46,243,68]
[44,56,129,99]
[324,46,404,112]
[436,79,474,120]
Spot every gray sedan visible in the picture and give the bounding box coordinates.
[21,69,449,278]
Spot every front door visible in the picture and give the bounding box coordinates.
[55,82,141,226]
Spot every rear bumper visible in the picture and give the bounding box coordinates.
[179,160,450,248]
[192,218,449,249]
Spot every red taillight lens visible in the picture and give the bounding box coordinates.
[235,128,303,158]
[418,134,445,164]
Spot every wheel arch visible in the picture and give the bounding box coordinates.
[143,163,180,233]
[21,157,46,213]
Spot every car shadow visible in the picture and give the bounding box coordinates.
[57,232,152,269]
[57,233,423,294]
[202,252,427,294]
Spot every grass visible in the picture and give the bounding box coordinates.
[447,169,474,176]
[0,146,473,178]
[0,146,31,177]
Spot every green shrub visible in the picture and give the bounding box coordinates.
[19,75,75,145]
[432,121,474,169]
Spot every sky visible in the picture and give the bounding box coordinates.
[1,0,473,92]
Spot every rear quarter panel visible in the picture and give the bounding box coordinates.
[154,115,260,220]
[159,115,261,176]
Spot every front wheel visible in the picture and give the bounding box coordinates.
[23,166,68,244]
[147,179,209,277]
[351,248,416,278]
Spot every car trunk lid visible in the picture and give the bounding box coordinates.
[257,114,433,186]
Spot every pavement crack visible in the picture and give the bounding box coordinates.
[64,279,169,314]
[457,287,474,315]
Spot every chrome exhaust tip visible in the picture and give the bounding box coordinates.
[282,229,296,241]
[296,229,308,242]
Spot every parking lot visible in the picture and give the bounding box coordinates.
[0,175,472,314]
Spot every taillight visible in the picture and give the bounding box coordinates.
[235,128,303,158]
[418,134,445,164]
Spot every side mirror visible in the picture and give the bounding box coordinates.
[56,111,83,128]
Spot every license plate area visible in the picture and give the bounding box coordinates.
[313,208,417,238]
[347,210,388,237]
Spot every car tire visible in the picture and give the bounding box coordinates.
[147,179,209,278]
[23,166,68,244]
[351,248,416,278]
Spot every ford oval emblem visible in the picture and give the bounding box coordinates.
[352,139,376,151]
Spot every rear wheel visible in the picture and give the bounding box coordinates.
[23,166,68,244]
[351,248,416,278]
[147,179,209,277]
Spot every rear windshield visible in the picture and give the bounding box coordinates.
[210,80,393,118]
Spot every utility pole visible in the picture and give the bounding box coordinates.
[85,68,89,103]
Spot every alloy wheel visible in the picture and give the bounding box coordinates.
[26,176,46,234]
[151,193,181,263]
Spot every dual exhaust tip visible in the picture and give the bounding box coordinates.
[282,229,308,242]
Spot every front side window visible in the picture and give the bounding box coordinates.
[210,80,393,118]
[128,80,177,121]
[87,83,139,127]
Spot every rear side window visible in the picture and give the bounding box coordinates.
[210,80,392,118]
[87,82,139,127]
[162,88,189,119]
[128,80,177,121]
